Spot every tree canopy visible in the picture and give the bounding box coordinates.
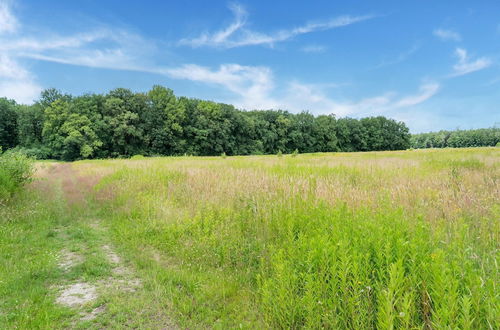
[0,86,452,160]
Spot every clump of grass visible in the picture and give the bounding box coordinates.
[0,148,34,203]
[291,149,299,157]
[130,155,145,160]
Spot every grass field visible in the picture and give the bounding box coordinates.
[1,148,499,329]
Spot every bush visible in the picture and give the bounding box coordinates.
[130,155,145,160]
[0,148,34,202]
[12,145,52,159]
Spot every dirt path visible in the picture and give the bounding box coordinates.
[33,163,176,328]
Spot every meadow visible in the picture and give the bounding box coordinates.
[1,148,499,328]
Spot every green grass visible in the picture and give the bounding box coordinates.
[82,147,499,328]
[1,148,499,328]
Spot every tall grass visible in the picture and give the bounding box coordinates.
[0,149,34,203]
[78,148,499,328]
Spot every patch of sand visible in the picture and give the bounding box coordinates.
[56,283,97,307]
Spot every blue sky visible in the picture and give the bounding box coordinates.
[0,0,499,132]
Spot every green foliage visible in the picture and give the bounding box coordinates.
[0,98,18,150]
[88,149,498,328]
[4,87,413,160]
[291,148,299,157]
[411,127,499,149]
[11,145,52,160]
[277,150,283,157]
[130,154,145,160]
[0,149,34,202]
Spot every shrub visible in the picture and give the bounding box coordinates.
[221,152,227,159]
[277,150,283,158]
[0,148,34,202]
[130,154,145,160]
[291,149,299,157]
[12,145,52,159]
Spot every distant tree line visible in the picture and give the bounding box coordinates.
[2,86,412,160]
[411,128,499,149]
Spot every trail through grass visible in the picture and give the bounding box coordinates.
[1,148,499,328]
[0,163,176,329]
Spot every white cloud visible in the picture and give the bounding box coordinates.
[164,63,279,109]
[0,54,42,103]
[163,61,439,118]
[394,83,440,107]
[300,45,327,53]
[0,0,437,115]
[179,3,373,48]
[433,28,461,42]
[0,0,17,34]
[281,81,439,116]
[0,1,156,103]
[451,47,491,77]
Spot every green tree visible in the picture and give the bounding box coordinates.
[42,99,102,160]
[101,89,146,157]
[146,85,186,155]
[0,98,18,150]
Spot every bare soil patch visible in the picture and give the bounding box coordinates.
[56,282,97,307]
[57,249,84,271]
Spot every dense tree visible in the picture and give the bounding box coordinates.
[361,116,410,151]
[313,114,338,152]
[411,128,499,149]
[101,89,146,157]
[42,99,103,160]
[1,86,429,160]
[0,98,18,150]
[145,85,186,155]
[16,104,44,147]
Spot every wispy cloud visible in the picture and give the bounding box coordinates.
[372,43,420,69]
[283,81,439,116]
[300,45,327,53]
[433,28,461,42]
[179,3,374,48]
[0,1,42,103]
[451,48,491,77]
[394,83,440,107]
[0,0,159,103]
[164,63,279,110]
[0,0,438,118]
[0,0,17,34]
[163,61,439,117]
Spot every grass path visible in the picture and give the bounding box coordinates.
[0,163,177,329]
[2,149,498,328]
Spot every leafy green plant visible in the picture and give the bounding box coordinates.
[0,149,34,202]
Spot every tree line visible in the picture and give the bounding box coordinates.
[411,128,499,149]
[2,86,412,160]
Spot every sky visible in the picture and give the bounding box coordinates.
[0,0,499,133]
